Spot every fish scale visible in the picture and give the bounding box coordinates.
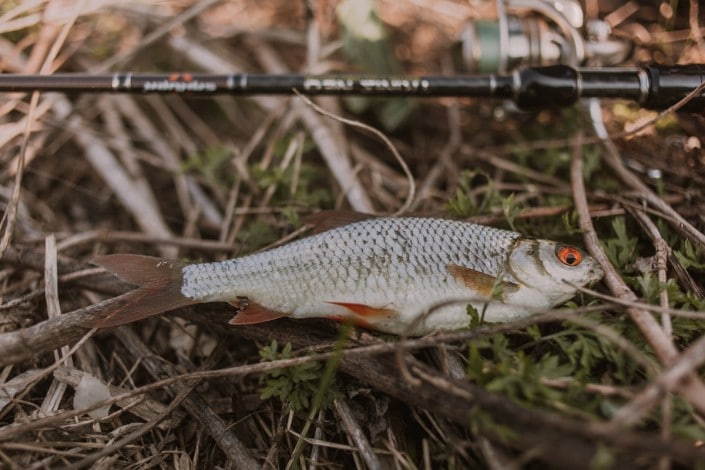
[92,215,603,335]
[181,217,519,311]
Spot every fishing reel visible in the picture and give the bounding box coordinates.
[457,0,632,73]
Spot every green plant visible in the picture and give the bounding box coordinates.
[674,239,705,270]
[234,218,278,249]
[501,193,521,231]
[447,170,508,218]
[259,340,331,412]
[467,334,573,405]
[602,217,639,270]
[250,161,333,208]
[182,145,233,188]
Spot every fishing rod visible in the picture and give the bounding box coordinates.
[1,64,703,112]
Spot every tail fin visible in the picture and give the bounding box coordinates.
[91,254,196,328]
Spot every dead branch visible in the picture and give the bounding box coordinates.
[570,134,705,416]
[111,327,260,469]
[333,397,383,470]
[226,320,705,468]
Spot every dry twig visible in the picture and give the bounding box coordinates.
[112,327,260,469]
[570,134,705,416]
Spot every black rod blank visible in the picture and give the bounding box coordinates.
[0,64,703,111]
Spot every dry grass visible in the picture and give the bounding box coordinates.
[1,1,705,468]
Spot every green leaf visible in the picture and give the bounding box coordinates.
[258,340,331,413]
[674,239,705,270]
[602,217,638,269]
[182,146,233,188]
[447,170,505,218]
[502,193,521,231]
[466,304,482,328]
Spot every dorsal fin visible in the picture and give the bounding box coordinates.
[303,210,375,234]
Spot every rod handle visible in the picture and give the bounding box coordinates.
[514,64,705,111]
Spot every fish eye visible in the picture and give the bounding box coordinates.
[556,245,582,267]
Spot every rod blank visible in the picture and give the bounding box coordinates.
[0,64,703,111]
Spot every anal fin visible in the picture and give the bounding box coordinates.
[326,301,398,319]
[228,300,287,325]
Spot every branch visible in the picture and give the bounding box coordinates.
[569,135,705,416]
[227,320,705,467]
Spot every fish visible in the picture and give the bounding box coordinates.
[91,213,603,336]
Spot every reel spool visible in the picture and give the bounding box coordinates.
[457,0,632,73]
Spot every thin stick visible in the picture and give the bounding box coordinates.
[610,332,705,428]
[69,386,194,469]
[627,191,705,251]
[294,91,416,215]
[0,0,88,258]
[569,133,705,416]
[113,327,260,469]
[568,283,705,319]
[585,98,705,252]
[0,294,608,369]
[239,36,376,213]
[0,95,34,260]
[38,234,71,415]
[53,365,181,429]
[94,0,222,72]
[627,209,673,337]
[1,316,703,465]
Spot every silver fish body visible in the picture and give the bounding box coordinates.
[170,217,603,335]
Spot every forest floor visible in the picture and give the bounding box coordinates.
[1,1,705,468]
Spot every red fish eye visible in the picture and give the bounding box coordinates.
[556,246,582,266]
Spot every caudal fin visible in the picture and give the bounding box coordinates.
[91,254,196,328]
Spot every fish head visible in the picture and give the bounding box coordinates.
[506,239,604,307]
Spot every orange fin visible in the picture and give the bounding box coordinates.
[447,264,518,298]
[303,210,375,234]
[228,301,287,325]
[326,301,398,319]
[90,254,195,328]
[325,314,373,329]
[448,264,497,298]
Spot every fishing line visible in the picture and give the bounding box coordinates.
[292,89,416,216]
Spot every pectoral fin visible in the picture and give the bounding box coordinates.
[228,301,287,325]
[447,264,519,299]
